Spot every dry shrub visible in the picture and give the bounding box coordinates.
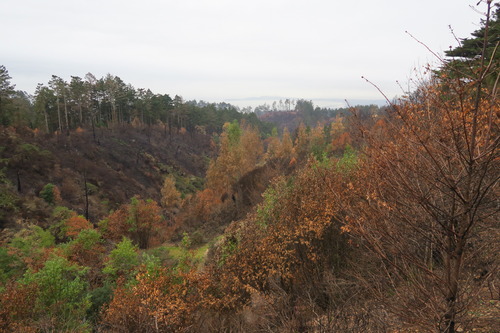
[60,178,80,203]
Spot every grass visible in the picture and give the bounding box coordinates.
[164,234,224,269]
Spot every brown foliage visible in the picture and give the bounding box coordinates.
[102,268,213,332]
[65,215,93,239]
[203,161,353,330]
[206,122,263,194]
[192,188,222,220]
[340,77,499,331]
[293,123,310,159]
[0,282,38,333]
[161,175,181,210]
[105,196,167,249]
[331,132,352,153]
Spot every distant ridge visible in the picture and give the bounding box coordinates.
[225,96,388,109]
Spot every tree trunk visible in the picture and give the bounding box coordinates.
[16,170,21,192]
[63,93,69,133]
[79,103,83,126]
[56,95,62,133]
[83,171,90,223]
[44,108,49,133]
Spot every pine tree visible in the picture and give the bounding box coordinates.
[0,65,16,126]
[442,4,499,88]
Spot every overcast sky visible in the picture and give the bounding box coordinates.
[0,0,485,108]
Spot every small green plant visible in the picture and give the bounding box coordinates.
[39,183,60,204]
[336,144,358,173]
[256,177,291,228]
[312,151,333,170]
[86,182,98,195]
[49,206,76,241]
[218,235,239,267]
[140,252,162,273]
[0,166,10,185]
[181,232,192,250]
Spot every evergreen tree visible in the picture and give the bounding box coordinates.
[0,65,16,126]
[442,4,499,88]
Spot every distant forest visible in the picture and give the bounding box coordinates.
[0,66,384,139]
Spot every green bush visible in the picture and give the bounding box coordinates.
[49,206,76,241]
[72,228,103,251]
[0,188,19,220]
[0,247,17,284]
[10,225,55,257]
[20,255,91,331]
[87,285,113,324]
[256,176,292,228]
[39,183,58,204]
[103,237,139,283]
[336,144,358,173]
[8,226,55,275]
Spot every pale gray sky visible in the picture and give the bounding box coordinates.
[0,0,485,108]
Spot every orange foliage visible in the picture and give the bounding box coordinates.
[279,127,294,160]
[331,132,352,152]
[206,133,239,193]
[339,80,499,331]
[330,116,344,138]
[264,136,281,160]
[239,123,264,172]
[309,123,325,149]
[0,282,38,332]
[206,162,351,312]
[193,188,222,219]
[206,122,263,194]
[266,127,295,163]
[293,123,309,159]
[103,268,213,332]
[52,186,62,204]
[105,196,167,249]
[65,216,93,239]
[161,175,181,210]
[66,234,105,272]
[7,240,55,272]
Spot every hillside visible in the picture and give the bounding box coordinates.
[0,5,498,332]
[0,124,212,229]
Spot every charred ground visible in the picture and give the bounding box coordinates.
[0,124,212,229]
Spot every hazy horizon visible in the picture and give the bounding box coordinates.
[1,0,484,106]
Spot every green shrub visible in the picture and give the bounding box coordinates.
[20,255,91,331]
[49,206,76,241]
[0,188,19,219]
[0,247,17,284]
[8,226,55,275]
[10,225,55,256]
[103,237,139,283]
[336,144,358,173]
[87,285,113,323]
[72,228,103,251]
[39,183,60,204]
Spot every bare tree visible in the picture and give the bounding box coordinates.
[340,3,499,332]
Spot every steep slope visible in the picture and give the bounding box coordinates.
[0,125,213,228]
